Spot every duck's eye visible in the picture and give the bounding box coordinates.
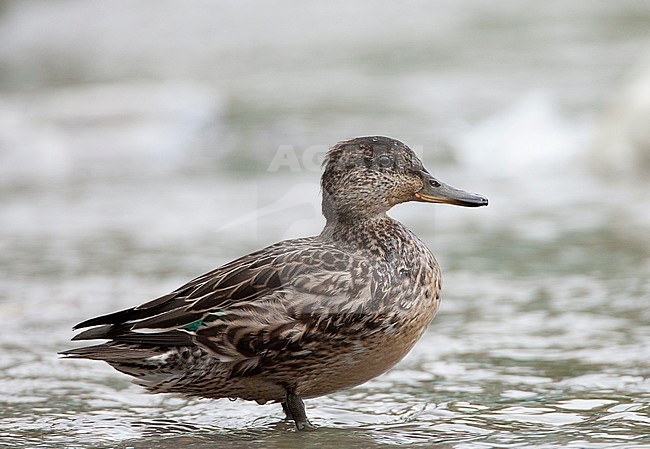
[377,155,392,168]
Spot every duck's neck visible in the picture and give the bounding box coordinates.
[321,191,391,223]
[320,214,403,251]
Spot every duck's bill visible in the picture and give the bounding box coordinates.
[414,171,488,207]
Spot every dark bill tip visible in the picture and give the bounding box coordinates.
[415,171,488,208]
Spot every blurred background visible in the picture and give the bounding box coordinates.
[1,1,649,448]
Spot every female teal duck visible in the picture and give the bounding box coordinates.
[61,136,487,430]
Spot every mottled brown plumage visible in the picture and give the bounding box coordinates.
[60,136,487,430]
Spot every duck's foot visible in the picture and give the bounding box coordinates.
[285,393,314,431]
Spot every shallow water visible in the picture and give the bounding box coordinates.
[1,171,648,448]
[1,1,650,448]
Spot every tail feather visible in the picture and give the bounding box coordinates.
[60,343,185,390]
[59,343,162,361]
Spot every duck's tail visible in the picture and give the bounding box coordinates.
[61,342,193,391]
[59,342,161,361]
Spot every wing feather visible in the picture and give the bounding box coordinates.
[68,237,373,370]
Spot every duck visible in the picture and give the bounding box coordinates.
[60,136,488,430]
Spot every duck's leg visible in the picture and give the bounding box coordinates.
[285,393,314,430]
[281,401,293,420]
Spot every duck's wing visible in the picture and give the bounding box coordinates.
[65,237,374,368]
[71,241,291,334]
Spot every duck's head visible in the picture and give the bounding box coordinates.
[321,136,488,222]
